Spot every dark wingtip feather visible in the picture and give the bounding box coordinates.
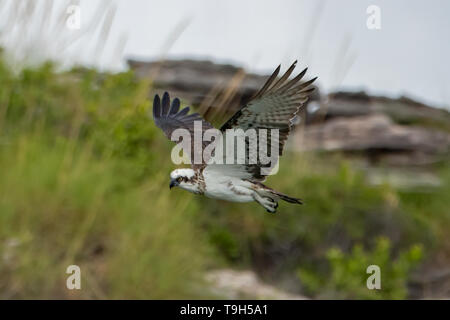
[253,64,281,99]
[279,67,308,92]
[169,97,181,115]
[299,67,308,78]
[276,64,281,73]
[161,92,170,115]
[177,106,190,116]
[301,87,315,94]
[271,61,299,90]
[298,77,318,91]
[153,94,161,119]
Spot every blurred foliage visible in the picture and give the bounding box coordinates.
[299,237,423,299]
[0,53,449,299]
[0,56,211,299]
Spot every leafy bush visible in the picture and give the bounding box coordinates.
[0,53,448,299]
[0,57,212,299]
[200,157,433,286]
[298,237,423,299]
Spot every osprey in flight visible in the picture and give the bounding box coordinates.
[152,61,316,213]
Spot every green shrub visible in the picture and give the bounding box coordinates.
[0,52,448,299]
[0,56,213,299]
[298,237,423,299]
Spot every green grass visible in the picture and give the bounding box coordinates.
[0,58,213,299]
[0,132,213,299]
[298,237,423,299]
[0,54,449,299]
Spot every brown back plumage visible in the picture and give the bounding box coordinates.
[152,63,317,178]
[219,61,317,180]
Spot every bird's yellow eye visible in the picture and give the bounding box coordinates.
[177,177,182,183]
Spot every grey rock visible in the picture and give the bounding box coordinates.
[129,58,449,166]
[294,114,450,165]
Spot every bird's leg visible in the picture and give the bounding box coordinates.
[252,191,278,213]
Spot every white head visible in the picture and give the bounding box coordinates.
[169,168,200,194]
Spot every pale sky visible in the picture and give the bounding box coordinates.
[2,0,450,109]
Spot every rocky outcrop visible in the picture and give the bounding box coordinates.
[205,269,308,300]
[128,58,320,112]
[295,114,450,165]
[128,58,450,167]
[324,91,450,126]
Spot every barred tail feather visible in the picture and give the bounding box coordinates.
[275,192,303,204]
[252,181,303,205]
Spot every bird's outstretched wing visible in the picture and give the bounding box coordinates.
[153,92,215,169]
[216,61,317,180]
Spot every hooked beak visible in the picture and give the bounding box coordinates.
[169,179,178,189]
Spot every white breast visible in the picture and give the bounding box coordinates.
[202,168,254,203]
